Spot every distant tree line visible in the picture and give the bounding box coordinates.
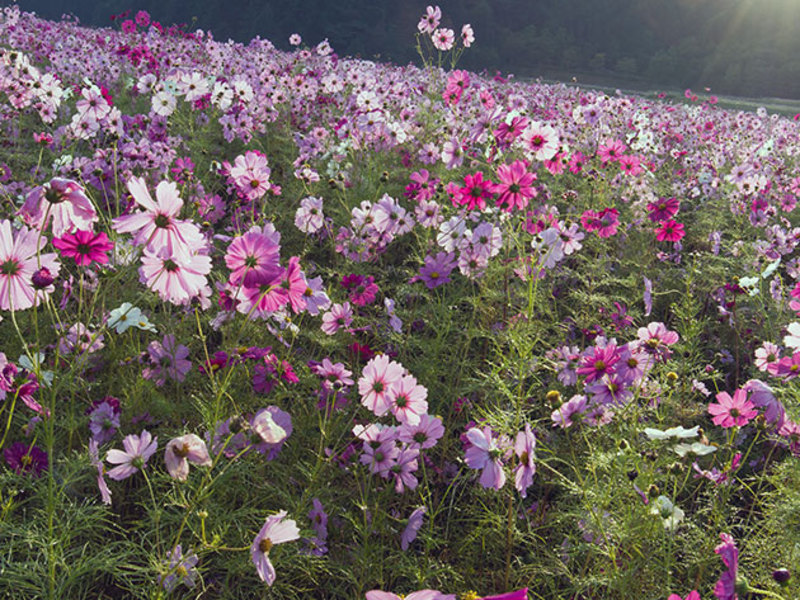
[10,0,800,98]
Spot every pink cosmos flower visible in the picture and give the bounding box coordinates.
[431,28,455,51]
[397,414,445,450]
[225,228,281,287]
[521,122,559,161]
[452,172,494,211]
[387,374,429,425]
[461,24,475,47]
[230,150,271,201]
[250,510,300,586]
[113,177,204,259]
[367,590,454,600]
[597,139,627,164]
[0,220,60,311]
[647,197,680,222]
[321,302,353,335]
[576,342,620,383]
[493,160,537,212]
[714,533,738,600]
[139,248,212,306]
[668,592,700,600]
[234,267,289,318]
[358,355,405,417]
[164,434,212,481]
[464,426,506,490]
[88,439,112,505]
[105,429,158,480]
[708,389,757,428]
[655,220,686,242]
[52,230,113,266]
[514,423,536,498]
[401,506,426,551]
[19,177,98,237]
[418,5,441,34]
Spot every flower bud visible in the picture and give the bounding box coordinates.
[31,267,55,289]
[546,390,562,408]
[772,568,791,585]
[646,484,660,499]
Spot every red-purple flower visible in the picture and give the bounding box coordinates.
[714,533,738,600]
[452,172,493,211]
[655,220,686,242]
[576,342,620,383]
[4,441,48,477]
[52,230,114,266]
[492,160,537,212]
[647,197,680,222]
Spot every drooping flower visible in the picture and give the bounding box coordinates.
[401,506,426,551]
[714,533,738,600]
[88,439,112,504]
[19,178,98,236]
[250,510,300,586]
[514,424,536,498]
[105,429,158,480]
[164,434,212,481]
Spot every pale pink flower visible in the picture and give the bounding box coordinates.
[139,248,212,306]
[0,220,60,311]
[19,178,98,237]
[464,426,506,490]
[461,24,475,47]
[358,355,405,417]
[432,28,455,51]
[387,374,428,425]
[520,122,559,161]
[417,5,441,34]
[106,430,158,480]
[113,177,204,259]
[164,434,212,481]
[250,510,300,586]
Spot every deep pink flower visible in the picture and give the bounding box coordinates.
[52,230,113,266]
[597,139,626,164]
[655,220,686,242]
[647,197,680,222]
[452,172,493,211]
[576,343,620,383]
[714,533,738,600]
[4,441,48,477]
[493,160,537,212]
[708,389,757,428]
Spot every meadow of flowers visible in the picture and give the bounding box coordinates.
[0,4,799,599]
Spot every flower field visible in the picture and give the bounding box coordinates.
[1,4,799,599]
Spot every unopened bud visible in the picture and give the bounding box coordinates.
[546,390,562,408]
[31,267,55,289]
[772,568,791,585]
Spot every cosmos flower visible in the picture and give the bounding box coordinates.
[105,430,158,480]
[251,510,300,586]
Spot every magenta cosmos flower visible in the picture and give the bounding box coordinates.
[224,228,281,287]
[105,430,158,480]
[714,532,738,600]
[464,426,506,490]
[708,389,757,428]
[113,177,204,259]
[493,160,537,212]
[250,510,300,586]
[164,434,212,481]
[452,172,493,211]
[655,220,686,243]
[19,177,98,237]
[0,220,60,311]
[52,230,113,265]
[367,590,454,600]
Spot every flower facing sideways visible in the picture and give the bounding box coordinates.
[164,434,212,481]
[250,510,300,586]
